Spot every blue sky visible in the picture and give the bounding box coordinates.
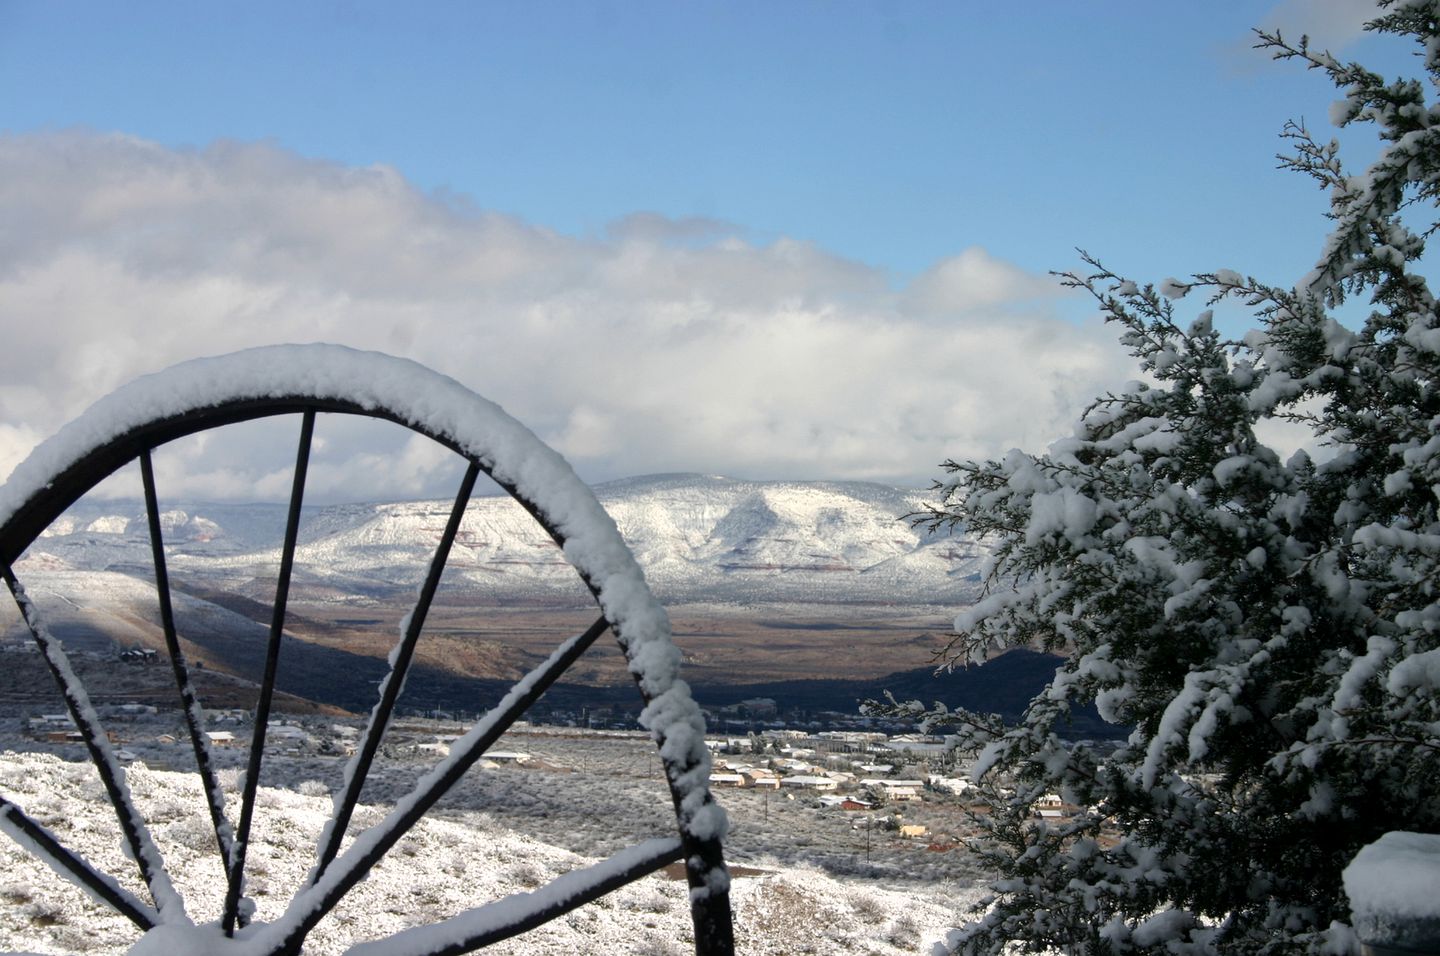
[1,1,1391,285]
[0,1,1408,494]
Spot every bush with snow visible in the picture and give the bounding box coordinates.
[910,3,1440,953]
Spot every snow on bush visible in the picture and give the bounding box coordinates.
[905,4,1440,953]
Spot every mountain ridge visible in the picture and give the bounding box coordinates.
[19,473,987,607]
[2,474,1016,719]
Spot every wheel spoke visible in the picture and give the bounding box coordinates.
[224,409,316,935]
[271,615,612,956]
[139,450,237,874]
[2,566,187,922]
[341,837,685,956]
[0,795,159,931]
[311,459,481,883]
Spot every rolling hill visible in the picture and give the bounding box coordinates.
[0,475,1047,721]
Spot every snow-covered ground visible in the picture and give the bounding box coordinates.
[0,750,981,954]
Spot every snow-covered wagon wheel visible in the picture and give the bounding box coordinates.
[0,345,733,955]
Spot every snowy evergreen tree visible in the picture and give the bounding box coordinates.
[916,4,1440,952]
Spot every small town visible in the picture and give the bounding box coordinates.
[11,678,1086,865]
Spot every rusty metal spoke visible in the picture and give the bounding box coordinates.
[310,459,481,883]
[273,615,611,955]
[0,795,159,931]
[1,566,186,921]
[342,838,685,956]
[139,450,236,875]
[224,409,316,935]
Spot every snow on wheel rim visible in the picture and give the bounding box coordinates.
[0,343,733,955]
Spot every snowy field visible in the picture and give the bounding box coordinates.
[0,739,985,954]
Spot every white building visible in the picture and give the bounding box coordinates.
[488,751,531,764]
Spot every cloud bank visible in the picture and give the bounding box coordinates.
[0,131,1131,501]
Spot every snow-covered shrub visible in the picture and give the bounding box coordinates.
[848,887,889,925]
[508,859,549,889]
[0,882,34,905]
[21,897,68,927]
[630,937,687,956]
[887,912,922,949]
[146,792,196,824]
[911,3,1440,953]
[163,812,219,852]
[297,778,329,797]
[630,887,677,915]
[739,874,834,943]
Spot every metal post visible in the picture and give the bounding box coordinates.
[1346,832,1440,956]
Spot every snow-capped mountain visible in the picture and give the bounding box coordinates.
[17,474,986,607]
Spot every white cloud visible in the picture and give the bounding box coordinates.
[903,246,1067,318]
[0,422,45,490]
[1259,0,1377,52]
[0,131,1133,500]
